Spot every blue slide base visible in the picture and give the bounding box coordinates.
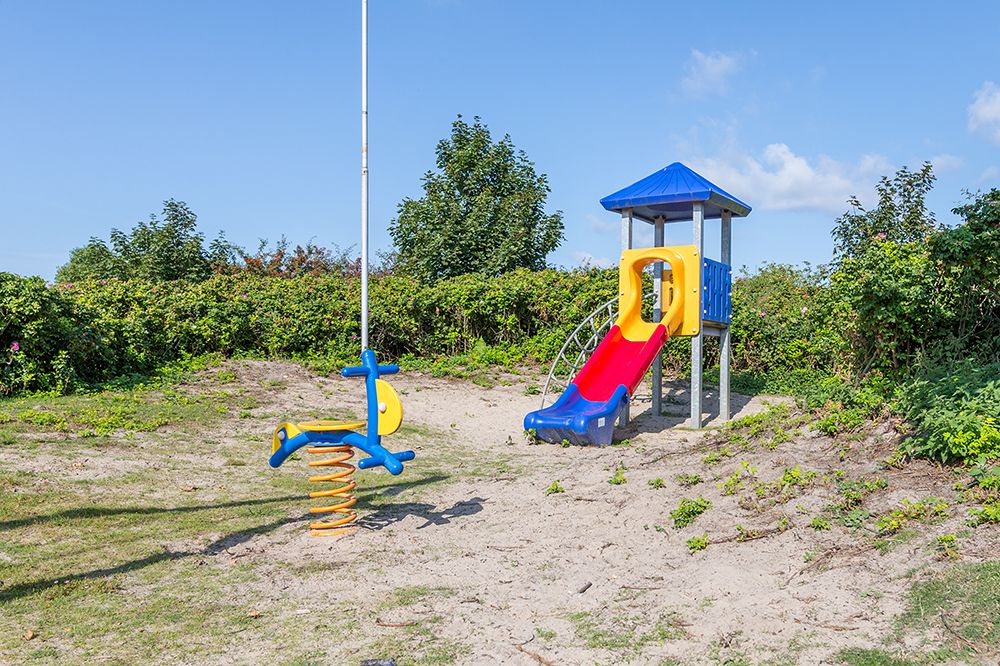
[523,384,628,446]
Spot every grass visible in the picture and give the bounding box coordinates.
[837,561,1000,665]
[0,385,231,437]
[566,610,686,656]
[0,362,488,664]
[899,561,1000,649]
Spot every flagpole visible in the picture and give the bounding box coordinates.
[360,0,369,351]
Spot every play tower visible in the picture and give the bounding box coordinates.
[525,162,750,443]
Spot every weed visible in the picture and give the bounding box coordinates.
[675,473,703,487]
[809,516,830,531]
[215,370,237,382]
[702,447,734,465]
[523,428,539,445]
[647,477,666,489]
[833,476,888,511]
[719,460,757,495]
[780,465,817,488]
[934,534,960,561]
[835,508,871,529]
[560,439,571,448]
[874,497,949,535]
[967,502,1000,526]
[670,497,711,529]
[523,386,541,396]
[608,463,627,486]
[686,534,709,553]
[815,405,868,435]
[544,480,565,495]
[882,449,909,469]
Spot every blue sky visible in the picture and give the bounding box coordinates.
[2,1,999,279]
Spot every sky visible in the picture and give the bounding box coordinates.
[2,0,999,280]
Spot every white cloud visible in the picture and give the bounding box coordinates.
[968,81,1000,144]
[930,154,964,171]
[573,251,615,269]
[689,144,890,213]
[585,213,617,232]
[682,50,741,97]
[977,165,999,184]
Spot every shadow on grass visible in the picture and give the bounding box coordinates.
[0,495,304,532]
[1,474,456,603]
[0,474,451,533]
[0,512,311,604]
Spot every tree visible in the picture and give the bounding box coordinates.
[57,199,237,282]
[832,162,938,261]
[389,116,564,282]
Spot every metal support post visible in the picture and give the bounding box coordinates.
[720,210,732,422]
[619,209,633,427]
[651,216,665,417]
[690,203,705,429]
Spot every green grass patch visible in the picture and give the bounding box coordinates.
[566,610,685,655]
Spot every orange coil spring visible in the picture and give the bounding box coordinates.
[305,445,357,537]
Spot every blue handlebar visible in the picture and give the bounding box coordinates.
[340,363,399,378]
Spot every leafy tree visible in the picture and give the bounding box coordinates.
[932,188,1000,349]
[832,162,938,261]
[390,115,564,282]
[57,199,237,282]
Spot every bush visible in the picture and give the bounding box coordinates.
[0,275,106,395]
[898,359,1000,464]
[0,268,619,395]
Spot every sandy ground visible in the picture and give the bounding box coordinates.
[206,361,995,665]
[4,360,997,665]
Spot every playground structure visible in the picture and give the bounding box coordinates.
[526,162,750,444]
[269,350,415,536]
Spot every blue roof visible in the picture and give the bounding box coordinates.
[600,162,751,222]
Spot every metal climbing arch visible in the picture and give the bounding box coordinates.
[539,293,655,409]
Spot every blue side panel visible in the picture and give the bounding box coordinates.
[702,258,732,325]
[523,384,628,447]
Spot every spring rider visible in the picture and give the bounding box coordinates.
[269,350,415,536]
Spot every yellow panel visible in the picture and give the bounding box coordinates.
[272,421,302,454]
[615,245,702,341]
[297,420,366,432]
[375,379,403,435]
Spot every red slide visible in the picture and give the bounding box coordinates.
[523,324,669,446]
[573,325,669,401]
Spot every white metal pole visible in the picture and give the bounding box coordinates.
[720,210,732,422]
[360,0,370,352]
[690,203,705,429]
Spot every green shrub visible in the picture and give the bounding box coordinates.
[0,268,619,395]
[898,359,1000,463]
